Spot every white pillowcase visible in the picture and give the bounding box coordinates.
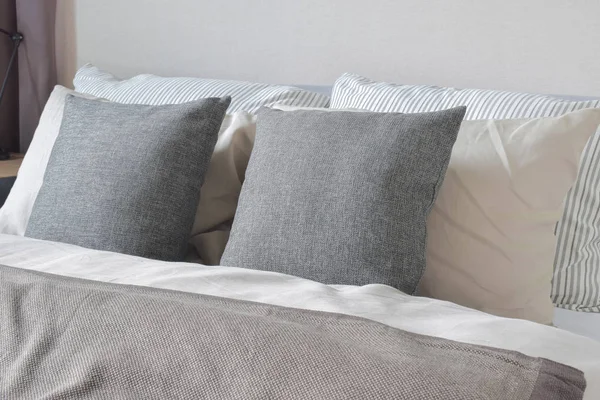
[0,86,255,264]
[420,109,600,324]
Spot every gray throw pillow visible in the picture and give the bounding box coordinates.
[25,95,231,261]
[221,107,466,294]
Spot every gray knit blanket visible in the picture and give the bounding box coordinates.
[0,265,586,399]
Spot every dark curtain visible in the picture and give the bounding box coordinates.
[0,0,19,152]
[17,0,57,152]
[0,0,56,153]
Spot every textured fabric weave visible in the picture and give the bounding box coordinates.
[74,64,331,113]
[25,95,230,261]
[0,86,254,266]
[0,265,586,400]
[222,106,466,294]
[331,72,600,312]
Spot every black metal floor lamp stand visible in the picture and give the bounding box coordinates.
[0,28,24,160]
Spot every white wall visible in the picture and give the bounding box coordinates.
[56,0,76,88]
[58,0,600,96]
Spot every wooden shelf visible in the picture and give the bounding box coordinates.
[0,153,24,178]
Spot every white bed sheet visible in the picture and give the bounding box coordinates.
[1,233,599,399]
[555,308,600,342]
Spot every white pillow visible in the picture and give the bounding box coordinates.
[420,109,600,323]
[0,86,255,265]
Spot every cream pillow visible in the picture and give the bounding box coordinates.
[190,112,256,264]
[0,85,255,265]
[419,109,600,324]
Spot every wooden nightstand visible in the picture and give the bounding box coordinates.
[0,153,24,207]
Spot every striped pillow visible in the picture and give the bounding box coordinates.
[73,64,330,113]
[331,73,600,313]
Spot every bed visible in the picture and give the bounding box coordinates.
[2,233,600,399]
[2,66,600,399]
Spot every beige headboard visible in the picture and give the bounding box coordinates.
[57,0,600,96]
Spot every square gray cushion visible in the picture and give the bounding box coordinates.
[221,106,466,293]
[25,95,231,261]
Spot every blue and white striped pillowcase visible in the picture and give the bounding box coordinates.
[331,73,600,313]
[73,64,331,113]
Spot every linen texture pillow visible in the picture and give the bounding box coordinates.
[420,109,600,323]
[0,86,255,266]
[331,72,600,313]
[221,106,466,293]
[25,95,230,261]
